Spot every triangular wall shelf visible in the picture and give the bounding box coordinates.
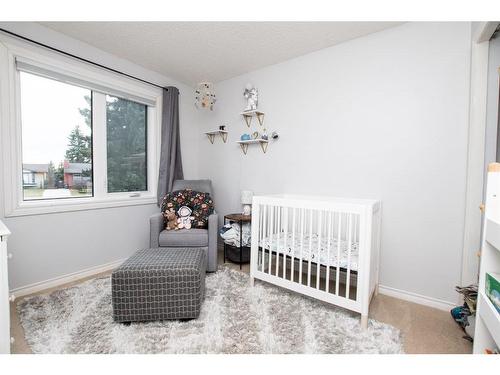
[241,110,265,127]
[236,139,269,154]
[205,130,228,144]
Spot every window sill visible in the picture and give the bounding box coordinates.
[4,195,157,217]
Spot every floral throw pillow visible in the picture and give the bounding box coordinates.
[161,189,214,229]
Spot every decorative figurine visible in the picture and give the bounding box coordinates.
[243,83,258,112]
[261,127,268,140]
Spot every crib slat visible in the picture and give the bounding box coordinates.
[291,208,296,283]
[262,205,267,273]
[346,213,353,299]
[299,208,304,285]
[316,211,322,289]
[261,205,264,269]
[326,211,332,293]
[307,209,313,287]
[256,205,264,270]
[276,206,281,276]
[335,213,342,296]
[269,206,274,275]
[283,207,288,279]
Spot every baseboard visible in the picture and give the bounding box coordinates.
[10,257,458,312]
[378,285,457,312]
[10,258,125,298]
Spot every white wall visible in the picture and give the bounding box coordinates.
[1,22,476,306]
[0,23,201,290]
[197,22,472,304]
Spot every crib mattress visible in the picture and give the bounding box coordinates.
[259,232,359,271]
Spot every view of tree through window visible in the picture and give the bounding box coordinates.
[106,95,147,193]
[19,71,149,202]
[20,72,93,200]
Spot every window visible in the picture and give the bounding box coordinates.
[20,72,93,200]
[106,95,147,193]
[0,41,161,216]
[20,74,150,200]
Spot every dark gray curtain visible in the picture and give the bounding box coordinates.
[157,86,183,205]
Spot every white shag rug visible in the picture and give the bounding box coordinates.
[17,267,404,354]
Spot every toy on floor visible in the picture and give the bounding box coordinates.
[177,206,195,229]
[451,284,478,342]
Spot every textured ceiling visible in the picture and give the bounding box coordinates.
[41,22,403,86]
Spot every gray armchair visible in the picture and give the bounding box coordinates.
[150,179,218,272]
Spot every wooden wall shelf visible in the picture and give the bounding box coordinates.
[205,130,228,144]
[241,110,265,127]
[236,139,269,154]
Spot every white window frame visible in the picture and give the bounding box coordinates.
[0,37,162,217]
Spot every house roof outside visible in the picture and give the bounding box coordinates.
[22,163,49,173]
[64,163,92,174]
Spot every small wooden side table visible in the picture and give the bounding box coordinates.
[223,213,252,270]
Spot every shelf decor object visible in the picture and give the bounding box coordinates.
[243,84,258,111]
[205,130,228,144]
[195,82,216,110]
[241,110,265,127]
[473,162,500,354]
[236,139,269,155]
[485,273,500,313]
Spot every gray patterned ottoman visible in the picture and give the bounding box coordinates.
[112,248,206,323]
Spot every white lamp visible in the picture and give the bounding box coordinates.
[241,190,253,215]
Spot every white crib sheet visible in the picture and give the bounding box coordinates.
[259,232,359,271]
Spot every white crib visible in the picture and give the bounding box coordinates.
[249,194,381,329]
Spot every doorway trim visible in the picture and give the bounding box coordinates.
[461,22,497,287]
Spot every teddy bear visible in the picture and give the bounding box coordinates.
[177,206,195,230]
[164,210,178,231]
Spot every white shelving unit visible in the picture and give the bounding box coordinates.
[474,163,500,354]
[0,220,12,354]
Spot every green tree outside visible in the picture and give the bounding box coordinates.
[106,96,147,193]
[74,94,147,193]
[65,124,91,163]
[54,162,64,184]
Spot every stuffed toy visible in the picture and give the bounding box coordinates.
[177,206,195,230]
[164,210,178,231]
